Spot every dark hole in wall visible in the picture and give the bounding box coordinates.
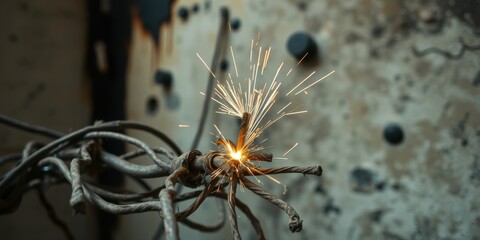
[146,96,160,115]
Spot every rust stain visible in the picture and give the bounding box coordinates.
[425,146,461,195]
[455,75,480,97]
[345,63,389,94]
[384,134,417,179]
[414,59,432,78]
[229,0,245,11]
[416,120,440,143]
[356,213,374,239]
[350,99,369,119]
[439,97,480,134]
[164,0,177,56]
[381,0,403,18]
[131,6,154,40]
[129,1,177,65]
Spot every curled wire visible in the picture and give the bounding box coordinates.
[0,112,322,240]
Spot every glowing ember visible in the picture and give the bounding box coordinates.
[230,151,243,161]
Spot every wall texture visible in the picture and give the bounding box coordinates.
[1,0,479,239]
[124,0,480,239]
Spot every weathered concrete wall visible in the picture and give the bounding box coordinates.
[1,0,478,239]
[124,0,479,239]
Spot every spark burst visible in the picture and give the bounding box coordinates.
[198,39,334,184]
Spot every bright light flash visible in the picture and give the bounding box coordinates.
[230,151,243,161]
[195,36,335,187]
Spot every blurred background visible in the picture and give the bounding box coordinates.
[0,0,479,239]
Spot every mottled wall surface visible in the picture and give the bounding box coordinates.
[125,0,479,239]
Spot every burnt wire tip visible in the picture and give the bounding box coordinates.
[236,112,251,150]
[308,166,323,176]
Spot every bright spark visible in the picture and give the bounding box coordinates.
[196,52,216,78]
[285,110,308,116]
[261,47,271,75]
[213,124,229,147]
[230,151,242,161]
[294,70,336,95]
[178,124,190,128]
[286,69,293,76]
[286,71,316,96]
[283,142,298,156]
[251,167,286,192]
[203,38,335,188]
[230,46,239,77]
[297,52,309,65]
[250,39,253,62]
[277,102,292,114]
